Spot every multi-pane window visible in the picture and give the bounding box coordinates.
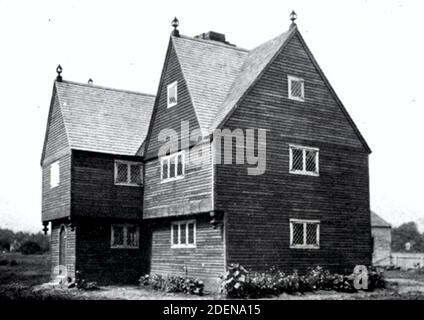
[111,224,139,248]
[161,151,184,181]
[171,220,196,248]
[289,145,319,176]
[167,81,178,108]
[289,219,320,249]
[288,75,305,101]
[114,160,143,186]
[50,161,60,188]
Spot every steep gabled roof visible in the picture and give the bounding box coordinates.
[209,29,294,131]
[172,35,248,135]
[54,80,155,156]
[371,211,391,228]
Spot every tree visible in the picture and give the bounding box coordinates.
[391,222,424,252]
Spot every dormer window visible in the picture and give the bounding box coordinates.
[114,160,143,186]
[167,81,178,108]
[288,76,304,101]
[50,161,60,188]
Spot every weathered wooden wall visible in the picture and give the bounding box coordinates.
[215,32,371,274]
[41,87,72,222]
[144,142,213,219]
[75,219,150,284]
[51,220,76,279]
[71,150,143,220]
[149,216,224,290]
[372,227,391,266]
[42,153,71,222]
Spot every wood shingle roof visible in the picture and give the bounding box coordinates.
[55,80,155,156]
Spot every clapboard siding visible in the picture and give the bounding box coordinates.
[150,217,224,290]
[75,219,150,284]
[216,32,371,273]
[41,87,71,222]
[42,153,71,222]
[51,221,76,279]
[144,141,213,219]
[145,41,200,160]
[71,150,143,219]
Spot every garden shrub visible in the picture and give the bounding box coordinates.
[220,264,386,298]
[74,271,99,291]
[139,274,204,296]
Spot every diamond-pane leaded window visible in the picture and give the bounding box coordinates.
[130,164,141,184]
[116,163,128,183]
[112,226,124,247]
[289,145,319,176]
[114,161,142,186]
[161,151,185,181]
[171,220,196,248]
[291,148,303,171]
[288,76,304,101]
[305,150,317,172]
[111,224,139,248]
[290,219,320,249]
[292,223,304,245]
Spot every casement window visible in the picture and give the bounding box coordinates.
[289,219,320,249]
[114,160,143,186]
[171,220,196,248]
[288,75,305,101]
[50,161,60,188]
[111,224,139,249]
[167,81,178,108]
[289,145,319,176]
[160,151,184,181]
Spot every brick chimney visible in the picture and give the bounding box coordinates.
[195,31,230,44]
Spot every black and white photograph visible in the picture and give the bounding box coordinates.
[1,0,423,310]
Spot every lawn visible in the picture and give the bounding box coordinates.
[1,252,424,300]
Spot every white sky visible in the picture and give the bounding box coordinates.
[0,0,423,232]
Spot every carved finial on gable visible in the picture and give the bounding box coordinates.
[171,17,180,37]
[290,10,297,29]
[56,64,63,81]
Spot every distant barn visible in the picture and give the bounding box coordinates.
[371,211,391,266]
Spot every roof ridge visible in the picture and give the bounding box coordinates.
[175,34,250,53]
[57,80,156,97]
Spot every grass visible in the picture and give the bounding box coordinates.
[1,251,424,300]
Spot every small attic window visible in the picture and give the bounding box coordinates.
[50,161,60,188]
[288,76,304,101]
[167,81,178,108]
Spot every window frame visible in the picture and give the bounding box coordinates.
[160,151,185,182]
[110,224,139,249]
[170,220,196,249]
[50,161,60,188]
[289,219,320,249]
[288,75,305,102]
[289,144,319,176]
[114,160,143,187]
[167,81,178,108]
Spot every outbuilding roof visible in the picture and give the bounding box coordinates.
[371,211,392,228]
